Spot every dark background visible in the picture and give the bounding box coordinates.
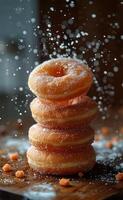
[0,0,123,123]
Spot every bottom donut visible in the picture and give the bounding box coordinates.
[27,146,96,175]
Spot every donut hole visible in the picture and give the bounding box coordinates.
[48,66,66,77]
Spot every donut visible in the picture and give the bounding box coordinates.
[30,96,97,129]
[28,58,93,101]
[27,146,96,175]
[28,124,94,152]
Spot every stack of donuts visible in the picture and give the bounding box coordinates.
[27,58,97,175]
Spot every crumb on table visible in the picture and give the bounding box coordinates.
[59,178,70,187]
[115,172,123,181]
[15,170,25,178]
[2,163,12,172]
[9,152,19,161]
[105,141,113,149]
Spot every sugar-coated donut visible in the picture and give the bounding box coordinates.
[28,58,93,101]
[29,124,94,152]
[30,96,97,129]
[27,146,96,175]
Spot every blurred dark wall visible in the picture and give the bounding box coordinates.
[38,0,123,106]
[0,0,38,93]
[0,0,38,122]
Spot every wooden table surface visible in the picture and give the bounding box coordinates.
[0,107,123,200]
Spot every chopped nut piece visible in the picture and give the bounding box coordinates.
[2,163,12,172]
[111,137,119,144]
[9,152,19,161]
[105,141,113,149]
[101,127,110,136]
[59,178,70,186]
[115,172,123,181]
[15,170,25,178]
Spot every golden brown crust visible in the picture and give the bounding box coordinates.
[27,146,96,175]
[29,124,94,152]
[30,96,97,129]
[27,58,97,175]
[28,58,93,101]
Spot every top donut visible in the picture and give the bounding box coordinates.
[28,58,93,101]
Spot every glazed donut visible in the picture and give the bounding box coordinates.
[30,96,97,129]
[28,58,93,101]
[29,124,94,152]
[27,146,96,175]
